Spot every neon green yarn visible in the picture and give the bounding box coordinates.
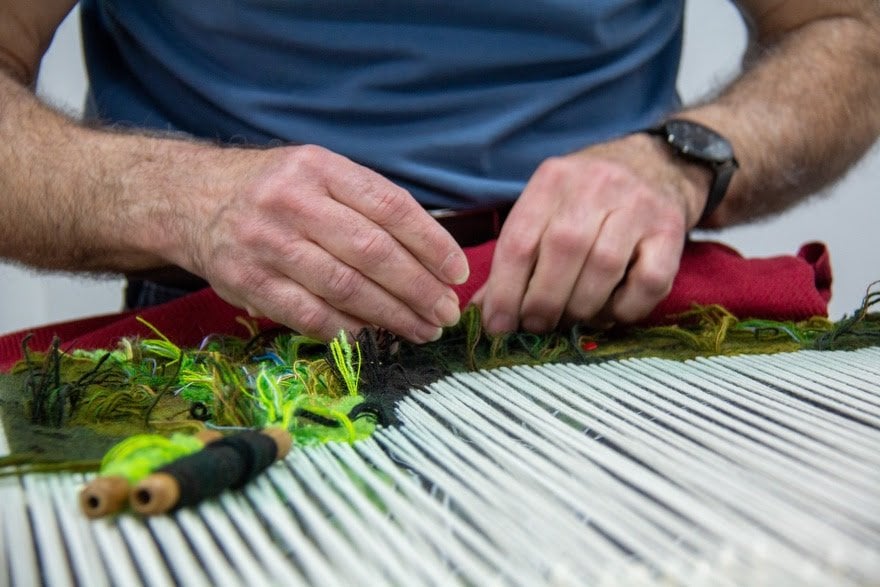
[99,433,205,483]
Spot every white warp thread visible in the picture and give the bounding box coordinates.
[2,347,878,586]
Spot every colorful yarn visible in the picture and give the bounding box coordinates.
[3,291,880,477]
[328,330,362,397]
[99,433,206,483]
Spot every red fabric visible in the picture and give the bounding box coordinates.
[647,241,831,323]
[0,290,274,372]
[452,239,831,324]
[0,240,831,371]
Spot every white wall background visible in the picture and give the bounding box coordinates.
[0,5,126,335]
[0,2,877,335]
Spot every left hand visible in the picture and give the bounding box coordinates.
[476,132,709,334]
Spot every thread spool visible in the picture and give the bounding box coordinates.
[130,428,292,516]
[79,476,131,519]
[79,429,225,518]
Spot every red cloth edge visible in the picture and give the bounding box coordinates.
[0,240,831,371]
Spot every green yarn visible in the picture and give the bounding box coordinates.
[99,433,205,483]
[292,396,372,444]
[135,316,184,365]
[3,327,368,462]
[462,304,483,371]
[329,329,362,397]
[414,300,880,374]
[813,284,880,350]
[3,290,880,478]
[0,454,101,478]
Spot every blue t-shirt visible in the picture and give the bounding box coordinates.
[81,1,683,208]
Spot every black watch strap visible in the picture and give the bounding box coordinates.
[645,119,739,224]
[702,158,737,223]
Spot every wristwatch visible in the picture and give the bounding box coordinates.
[645,119,739,224]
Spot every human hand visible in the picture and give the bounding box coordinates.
[169,145,469,343]
[476,132,710,334]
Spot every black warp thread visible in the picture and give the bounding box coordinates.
[157,430,278,510]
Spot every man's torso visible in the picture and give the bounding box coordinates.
[81,0,684,206]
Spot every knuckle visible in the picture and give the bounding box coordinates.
[533,156,570,185]
[544,224,585,257]
[352,229,396,267]
[582,157,615,179]
[585,160,636,195]
[599,157,632,178]
[247,173,302,214]
[502,237,539,265]
[657,212,687,234]
[279,144,334,189]
[236,221,277,250]
[296,302,331,339]
[291,144,330,169]
[279,240,308,268]
[403,271,442,309]
[634,267,675,298]
[567,292,604,321]
[226,264,271,295]
[325,264,363,305]
[568,309,596,327]
[368,185,411,226]
[590,244,627,275]
[566,305,602,328]
[233,225,259,250]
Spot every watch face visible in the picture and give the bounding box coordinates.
[666,119,734,163]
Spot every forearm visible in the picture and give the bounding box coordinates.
[0,70,232,273]
[0,71,467,341]
[680,8,880,227]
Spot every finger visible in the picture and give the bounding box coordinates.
[478,202,547,334]
[479,159,583,334]
[564,209,642,324]
[469,283,486,307]
[274,238,447,343]
[296,197,462,329]
[212,269,368,341]
[606,230,682,324]
[321,153,469,285]
[518,207,607,333]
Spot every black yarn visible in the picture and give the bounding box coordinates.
[189,402,211,421]
[295,408,341,427]
[347,400,390,427]
[158,430,278,509]
[347,328,442,427]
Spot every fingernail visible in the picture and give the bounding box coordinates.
[486,313,515,335]
[440,252,469,285]
[412,323,444,344]
[434,293,461,327]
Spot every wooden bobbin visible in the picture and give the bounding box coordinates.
[129,427,293,516]
[79,476,131,519]
[78,427,223,519]
[262,426,294,460]
[129,472,181,516]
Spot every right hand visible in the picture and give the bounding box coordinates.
[170,144,469,343]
